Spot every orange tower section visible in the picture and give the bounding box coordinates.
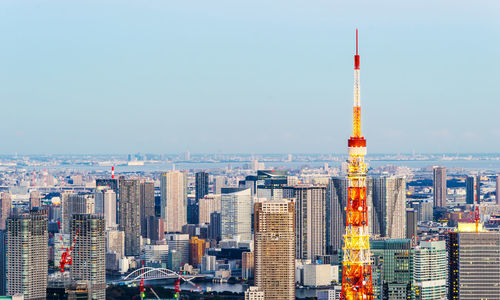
[341,29,374,300]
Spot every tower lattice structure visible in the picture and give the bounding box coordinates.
[341,29,374,300]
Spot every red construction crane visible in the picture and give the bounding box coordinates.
[59,228,80,272]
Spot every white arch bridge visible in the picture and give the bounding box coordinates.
[119,267,205,288]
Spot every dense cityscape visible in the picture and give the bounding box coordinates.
[1,1,500,300]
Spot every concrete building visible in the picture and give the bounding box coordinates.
[303,264,339,287]
[29,190,41,210]
[6,211,48,300]
[146,216,165,242]
[244,286,264,300]
[371,239,413,300]
[254,200,295,300]
[221,188,252,241]
[198,194,221,224]
[371,176,406,239]
[465,175,480,205]
[140,180,155,238]
[413,240,447,300]
[71,214,106,300]
[106,229,125,258]
[119,178,141,256]
[496,175,500,205]
[433,167,447,208]
[448,230,500,299]
[201,255,216,273]
[167,250,182,272]
[317,286,342,300]
[408,200,434,223]
[95,187,116,230]
[165,233,190,265]
[326,177,348,253]
[144,244,169,266]
[208,211,221,241]
[195,172,209,201]
[294,185,327,259]
[406,209,417,239]
[0,192,11,230]
[189,236,207,267]
[242,251,254,280]
[0,230,6,295]
[213,176,226,195]
[161,171,187,232]
[62,192,94,234]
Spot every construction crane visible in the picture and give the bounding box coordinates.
[59,227,80,273]
[341,29,374,300]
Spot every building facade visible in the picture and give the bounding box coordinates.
[413,240,447,299]
[221,188,252,241]
[71,214,106,300]
[254,200,295,300]
[161,171,187,232]
[433,167,447,208]
[6,211,48,300]
[371,176,406,239]
[198,194,221,224]
[140,180,155,238]
[119,178,141,256]
[165,233,190,265]
[465,175,480,205]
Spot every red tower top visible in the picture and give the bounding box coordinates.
[354,28,360,70]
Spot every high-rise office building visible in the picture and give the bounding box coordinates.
[213,176,226,194]
[294,185,327,259]
[413,240,447,299]
[408,200,433,223]
[448,230,500,299]
[326,177,348,253]
[106,229,125,259]
[465,175,480,205]
[29,190,41,210]
[208,211,221,241]
[242,251,254,280]
[7,210,48,299]
[198,194,221,224]
[433,167,447,208]
[221,188,252,241]
[62,192,95,234]
[140,181,155,238]
[146,216,165,242]
[161,171,187,232]
[371,176,406,239]
[165,233,190,265]
[95,187,117,230]
[195,172,209,201]
[371,239,413,300]
[119,178,141,256]
[254,200,295,300]
[189,236,207,267]
[0,192,11,230]
[406,209,417,239]
[71,214,106,300]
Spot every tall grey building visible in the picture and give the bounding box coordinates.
[71,214,106,300]
[161,171,187,232]
[433,166,447,208]
[448,231,500,300]
[165,233,190,265]
[119,178,141,256]
[95,187,117,230]
[413,240,447,299]
[326,177,348,253]
[465,175,480,205]
[140,181,155,238]
[371,176,406,239]
[62,192,95,234]
[221,188,252,241]
[195,172,209,201]
[408,200,433,222]
[497,175,500,205]
[406,208,417,239]
[0,192,11,230]
[0,230,7,295]
[294,185,327,259]
[7,210,48,299]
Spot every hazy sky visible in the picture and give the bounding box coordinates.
[0,0,498,154]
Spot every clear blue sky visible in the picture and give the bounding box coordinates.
[0,0,498,154]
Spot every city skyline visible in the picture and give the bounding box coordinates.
[0,1,499,154]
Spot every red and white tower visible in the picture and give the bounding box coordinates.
[341,29,374,300]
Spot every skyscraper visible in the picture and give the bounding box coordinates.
[61,192,94,234]
[208,211,221,241]
[432,167,447,208]
[165,233,190,265]
[0,230,6,295]
[294,185,327,259]
[119,178,141,256]
[254,200,295,300]
[496,175,499,205]
[0,192,11,230]
[326,177,348,253]
[29,190,41,210]
[221,188,252,241]
[189,236,207,267]
[198,194,221,224]
[406,208,417,239]
[448,230,500,300]
[465,175,480,205]
[371,239,413,300]
[7,210,48,299]
[371,176,406,239]
[95,187,117,230]
[71,214,106,300]
[140,180,155,237]
[195,172,209,201]
[413,240,447,299]
[161,171,187,232]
